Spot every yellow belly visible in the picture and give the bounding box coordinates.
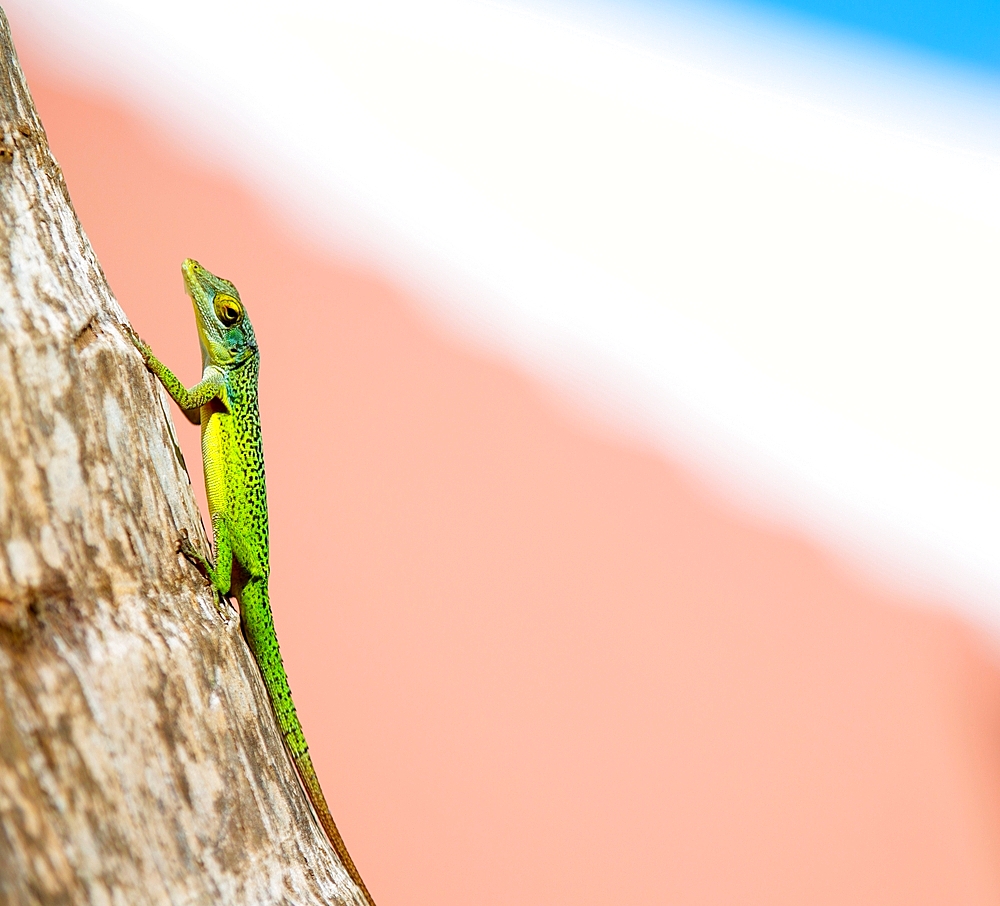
[201,408,229,522]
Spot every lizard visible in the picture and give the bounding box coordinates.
[127,258,376,906]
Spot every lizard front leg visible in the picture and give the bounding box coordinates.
[124,324,223,424]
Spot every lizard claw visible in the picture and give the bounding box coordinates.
[177,527,198,561]
[177,528,210,585]
[211,590,233,621]
[121,322,152,364]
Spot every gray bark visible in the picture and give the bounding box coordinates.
[0,8,365,904]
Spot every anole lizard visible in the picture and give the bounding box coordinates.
[127,259,376,906]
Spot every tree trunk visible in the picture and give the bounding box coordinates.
[0,9,366,904]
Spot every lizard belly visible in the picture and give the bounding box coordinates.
[201,408,229,523]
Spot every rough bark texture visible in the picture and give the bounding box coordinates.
[0,10,366,905]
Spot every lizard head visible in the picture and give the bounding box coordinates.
[182,258,257,368]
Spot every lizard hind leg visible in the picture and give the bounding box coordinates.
[178,520,233,617]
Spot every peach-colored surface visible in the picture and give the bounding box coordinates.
[19,44,1000,904]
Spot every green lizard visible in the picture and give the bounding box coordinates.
[128,259,376,906]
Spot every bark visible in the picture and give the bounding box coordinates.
[0,9,367,905]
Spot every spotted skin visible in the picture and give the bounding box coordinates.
[128,259,374,906]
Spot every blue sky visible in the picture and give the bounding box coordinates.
[721,0,1000,72]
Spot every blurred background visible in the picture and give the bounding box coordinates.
[7,0,1000,901]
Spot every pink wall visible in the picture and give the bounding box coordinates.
[20,43,1000,904]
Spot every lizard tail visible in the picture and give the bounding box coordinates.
[295,751,378,906]
[240,578,376,906]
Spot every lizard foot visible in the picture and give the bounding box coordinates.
[177,529,231,619]
[177,528,206,571]
[121,322,152,364]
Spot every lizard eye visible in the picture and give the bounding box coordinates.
[214,293,243,326]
